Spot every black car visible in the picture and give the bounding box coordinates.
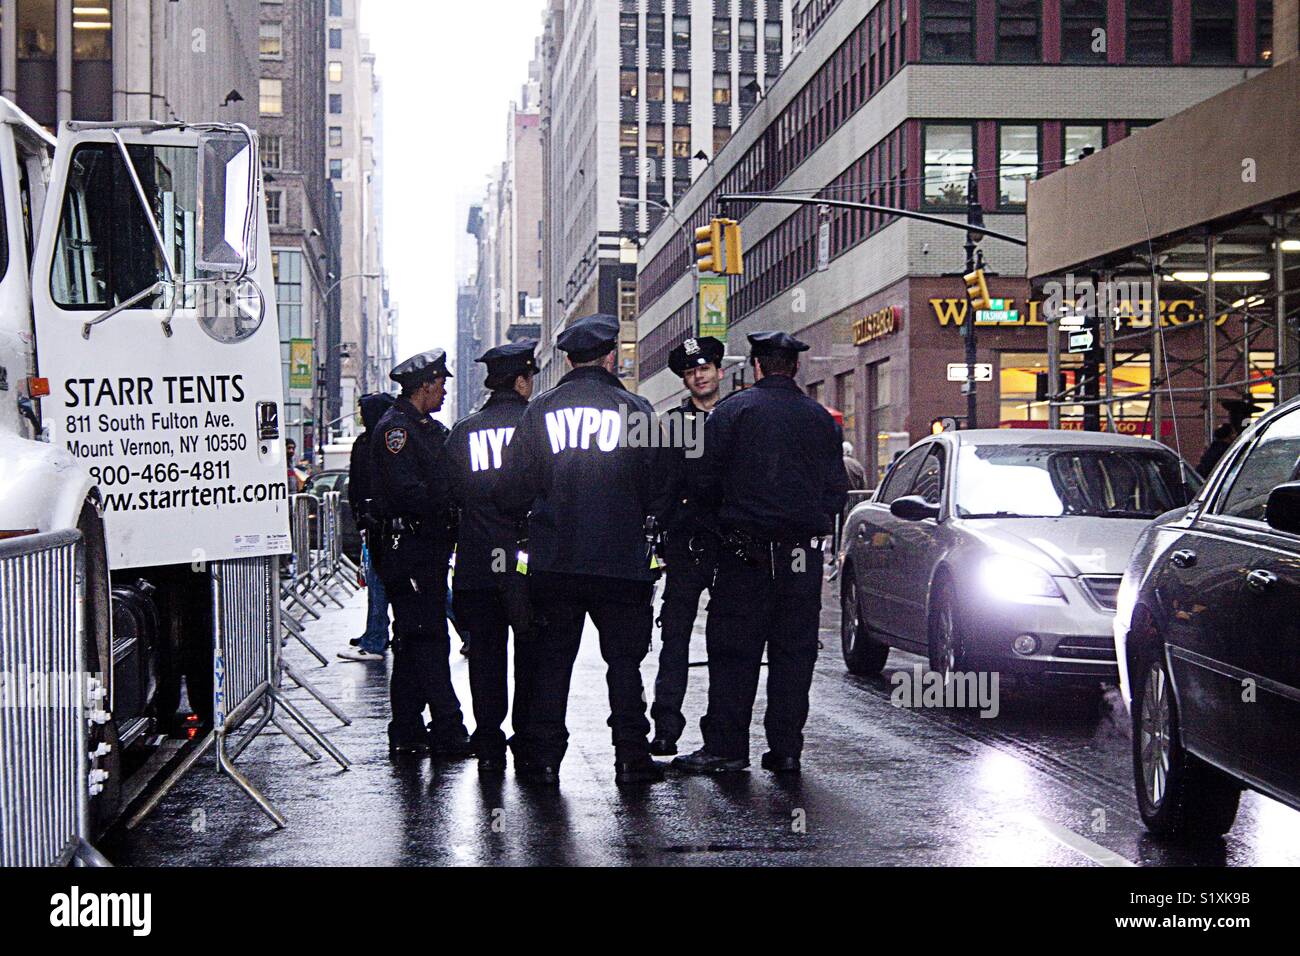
[302,469,361,561]
[1115,397,1300,837]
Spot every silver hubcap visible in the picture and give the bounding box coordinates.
[1140,663,1172,807]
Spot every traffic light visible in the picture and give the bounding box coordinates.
[963,268,992,314]
[696,218,745,275]
[695,220,723,274]
[722,219,744,275]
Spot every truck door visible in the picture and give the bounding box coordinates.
[30,124,291,570]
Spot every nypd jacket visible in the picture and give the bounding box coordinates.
[497,365,669,582]
[442,389,529,591]
[659,394,711,538]
[693,375,849,539]
[369,397,452,540]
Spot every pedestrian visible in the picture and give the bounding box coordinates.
[649,336,724,756]
[1196,397,1262,476]
[442,341,539,773]
[842,441,867,491]
[370,349,472,757]
[340,393,395,663]
[285,438,308,493]
[674,331,848,776]
[497,313,669,786]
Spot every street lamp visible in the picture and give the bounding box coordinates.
[618,195,700,336]
[313,271,382,464]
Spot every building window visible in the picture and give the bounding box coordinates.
[1063,124,1103,164]
[998,124,1038,207]
[673,16,690,48]
[619,124,639,154]
[646,125,665,158]
[19,0,57,60]
[672,125,691,158]
[334,191,343,213]
[620,13,638,46]
[738,73,759,107]
[713,18,731,50]
[329,27,342,49]
[329,61,344,83]
[260,78,284,115]
[646,14,665,47]
[713,72,732,104]
[329,93,343,114]
[72,2,112,59]
[262,134,283,170]
[923,123,974,208]
[259,22,283,60]
[620,174,639,197]
[922,0,975,62]
[620,70,638,98]
[765,21,783,56]
[738,20,757,53]
[1127,0,1171,63]
[672,71,690,103]
[329,126,343,148]
[996,0,1040,62]
[330,0,343,15]
[1258,0,1273,61]
[645,70,665,101]
[1061,0,1106,63]
[1191,0,1235,63]
[329,158,343,180]
[713,126,732,155]
[266,190,283,227]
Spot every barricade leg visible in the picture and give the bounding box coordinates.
[282,660,352,725]
[269,689,351,769]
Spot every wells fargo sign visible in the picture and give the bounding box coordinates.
[929,298,1231,329]
[853,305,901,345]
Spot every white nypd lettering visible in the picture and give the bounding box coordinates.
[544,407,622,454]
[468,427,515,471]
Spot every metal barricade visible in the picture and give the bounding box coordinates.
[128,555,349,830]
[320,491,357,596]
[0,529,108,867]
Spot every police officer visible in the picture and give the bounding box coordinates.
[497,314,668,785]
[442,342,538,773]
[648,336,724,755]
[371,349,472,757]
[673,331,848,775]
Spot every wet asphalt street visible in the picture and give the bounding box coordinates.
[104,577,1300,867]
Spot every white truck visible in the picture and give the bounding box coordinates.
[0,98,291,830]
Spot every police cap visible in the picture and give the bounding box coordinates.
[556,313,620,361]
[668,336,725,376]
[389,348,453,388]
[746,331,810,357]
[477,340,539,384]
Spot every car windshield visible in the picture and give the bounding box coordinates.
[954,444,1198,519]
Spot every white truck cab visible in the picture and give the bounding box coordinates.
[0,100,291,830]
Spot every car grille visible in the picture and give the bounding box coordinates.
[1054,635,1117,661]
[1080,574,1122,611]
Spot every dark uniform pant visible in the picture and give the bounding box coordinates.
[701,540,824,761]
[453,577,534,759]
[515,572,653,766]
[378,540,467,745]
[650,532,714,743]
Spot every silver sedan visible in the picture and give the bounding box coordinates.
[839,429,1200,693]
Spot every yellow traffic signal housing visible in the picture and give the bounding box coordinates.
[963,268,992,313]
[695,220,722,273]
[721,219,744,275]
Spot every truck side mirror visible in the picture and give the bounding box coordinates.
[197,130,258,275]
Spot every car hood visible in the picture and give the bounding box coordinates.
[959,516,1151,577]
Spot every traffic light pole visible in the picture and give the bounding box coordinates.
[963,173,982,430]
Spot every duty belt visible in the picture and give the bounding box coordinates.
[721,528,826,573]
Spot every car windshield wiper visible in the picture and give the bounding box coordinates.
[1090,509,1160,519]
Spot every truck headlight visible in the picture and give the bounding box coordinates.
[978,554,1064,604]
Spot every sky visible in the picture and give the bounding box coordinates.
[364,0,546,364]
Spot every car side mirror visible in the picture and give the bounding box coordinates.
[1264,481,1300,535]
[890,495,940,521]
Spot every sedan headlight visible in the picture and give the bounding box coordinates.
[978,554,1064,604]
